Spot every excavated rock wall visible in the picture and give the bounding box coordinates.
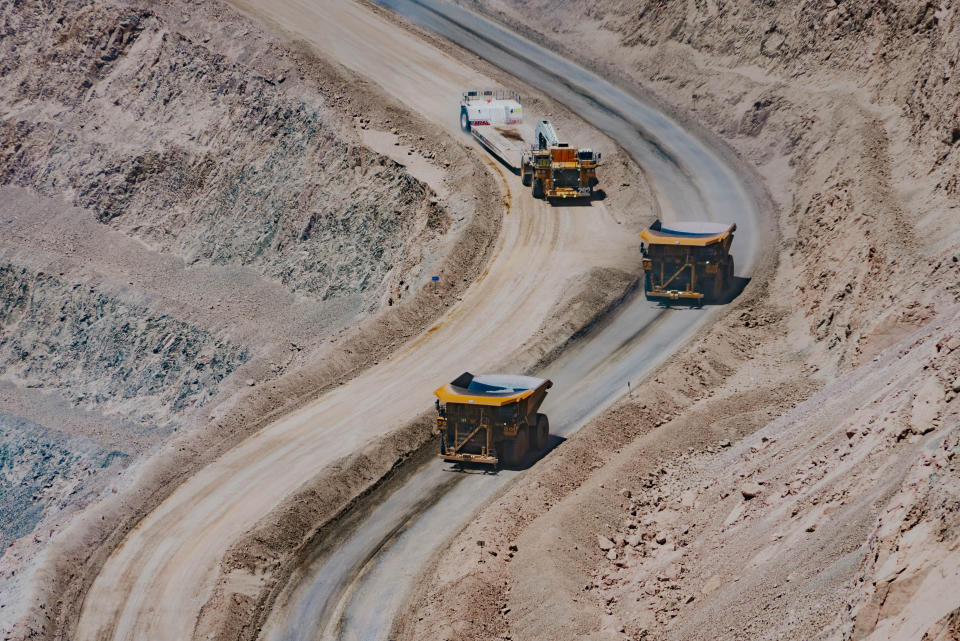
[0,0,445,303]
[0,413,128,553]
[0,264,249,429]
[584,310,960,641]
[487,0,959,175]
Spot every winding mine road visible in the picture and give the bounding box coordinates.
[74,1,764,640]
[256,2,765,640]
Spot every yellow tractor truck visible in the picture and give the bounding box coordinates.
[640,220,737,306]
[434,372,552,468]
[521,120,600,200]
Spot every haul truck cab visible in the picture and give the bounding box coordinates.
[434,372,552,468]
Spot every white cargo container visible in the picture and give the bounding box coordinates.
[459,89,534,170]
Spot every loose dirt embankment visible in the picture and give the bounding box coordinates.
[0,0,508,635]
[405,2,960,640]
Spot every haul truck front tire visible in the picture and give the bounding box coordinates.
[532,178,545,199]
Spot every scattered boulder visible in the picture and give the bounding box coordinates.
[740,482,762,499]
[657,564,682,581]
[597,535,615,551]
[702,574,722,594]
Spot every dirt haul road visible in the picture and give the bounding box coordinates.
[241,2,766,641]
[73,2,765,641]
[71,2,639,641]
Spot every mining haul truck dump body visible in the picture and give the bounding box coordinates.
[435,372,552,467]
[640,220,737,305]
[459,89,532,170]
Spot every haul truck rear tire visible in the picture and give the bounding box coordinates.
[500,424,529,468]
[711,270,724,303]
[522,169,532,187]
[460,108,470,132]
[714,257,734,303]
[533,413,549,452]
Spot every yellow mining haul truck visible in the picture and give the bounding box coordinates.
[521,120,600,200]
[640,220,737,306]
[434,372,552,468]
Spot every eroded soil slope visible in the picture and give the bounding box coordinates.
[0,0,498,624]
[406,2,960,640]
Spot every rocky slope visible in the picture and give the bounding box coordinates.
[405,1,960,639]
[0,0,499,626]
[0,413,128,554]
[0,264,249,430]
[2,0,448,306]
[583,309,959,641]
